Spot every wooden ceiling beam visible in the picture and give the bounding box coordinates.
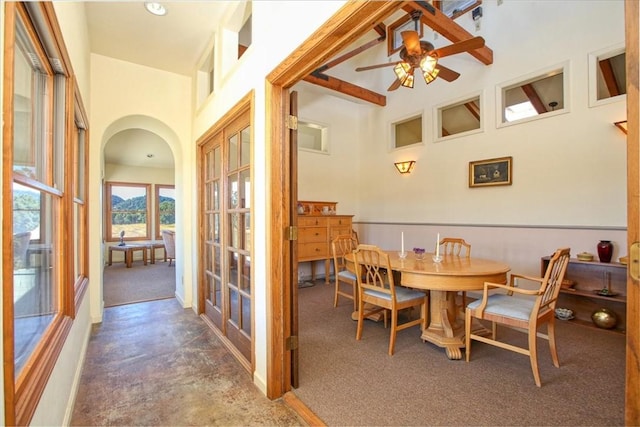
[403,1,493,65]
[521,83,547,114]
[320,34,386,71]
[599,58,621,97]
[303,73,386,106]
[464,101,481,120]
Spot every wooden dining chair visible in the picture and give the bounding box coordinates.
[331,234,359,310]
[465,247,571,387]
[353,244,427,355]
[438,237,471,309]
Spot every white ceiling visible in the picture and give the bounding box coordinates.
[85,1,232,76]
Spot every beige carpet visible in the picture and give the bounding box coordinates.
[293,279,625,426]
[104,261,176,307]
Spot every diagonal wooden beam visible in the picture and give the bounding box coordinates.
[320,34,386,71]
[464,101,481,120]
[521,83,547,114]
[303,73,386,106]
[403,1,493,65]
[599,57,621,97]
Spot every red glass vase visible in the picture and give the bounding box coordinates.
[597,240,613,263]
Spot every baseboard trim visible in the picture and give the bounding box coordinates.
[282,391,325,426]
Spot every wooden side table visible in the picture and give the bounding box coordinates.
[108,245,147,268]
[146,242,166,264]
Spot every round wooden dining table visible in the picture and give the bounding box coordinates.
[347,250,510,360]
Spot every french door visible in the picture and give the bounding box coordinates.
[200,106,252,364]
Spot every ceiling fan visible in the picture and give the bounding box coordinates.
[355,11,485,91]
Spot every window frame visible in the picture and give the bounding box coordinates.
[433,90,484,142]
[588,43,626,108]
[390,112,424,150]
[2,3,89,425]
[155,184,176,240]
[496,61,570,128]
[105,181,152,242]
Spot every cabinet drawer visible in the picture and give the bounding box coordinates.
[330,226,352,239]
[299,226,327,243]
[299,216,328,227]
[299,242,329,260]
[328,217,351,227]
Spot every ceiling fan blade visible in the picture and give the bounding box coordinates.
[432,36,485,59]
[434,64,460,82]
[356,62,399,72]
[388,78,402,91]
[401,30,421,56]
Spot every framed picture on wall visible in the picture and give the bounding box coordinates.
[469,156,512,187]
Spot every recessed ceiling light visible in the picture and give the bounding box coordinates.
[147,153,154,158]
[144,2,167,16]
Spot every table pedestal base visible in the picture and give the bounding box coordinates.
[420,290,490,360]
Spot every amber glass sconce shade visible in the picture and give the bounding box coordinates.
[394,160,416,174]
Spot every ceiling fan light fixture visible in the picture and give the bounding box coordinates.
[423,67,440,84]
[419,55,438,74]
[394,62,414,88]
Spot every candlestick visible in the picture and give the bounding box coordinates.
[401,232,405,254]
[436,233,440,257]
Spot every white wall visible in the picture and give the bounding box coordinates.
[295,1,627,280]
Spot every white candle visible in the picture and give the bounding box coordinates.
[401,232,405,253]
[436,233,440,257]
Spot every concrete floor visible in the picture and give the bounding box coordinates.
[70,298,304,426]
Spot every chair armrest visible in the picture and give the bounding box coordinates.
[473,281,540,314]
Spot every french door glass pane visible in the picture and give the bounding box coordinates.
[241,296,251,335]
[228,251,239,286]
[243,213,251,251]
[239,254,250,292]
[228,134,238,170]
[214,277,222,309]
[240,169,250,209]
[205,150,213,181]
[205,243,212,272]
[229,175,238,209]
[229,213,239,248]
[213,181,220,211]
[213,213,220,244]
[213,146,221,179]
[240,127,250,167]
[229,288,239,324]
[214,245,221,276]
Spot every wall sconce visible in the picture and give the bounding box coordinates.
[394,160,415,174]
[614,120,627,135]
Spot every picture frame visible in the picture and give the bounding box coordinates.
[387,15,423,56]
[469,156,512,187]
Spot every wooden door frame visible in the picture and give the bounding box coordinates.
[625,1,639,424]
[265,1,403,399]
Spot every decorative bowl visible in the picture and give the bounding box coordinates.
[619,256,628,265]
[413,247,426,260]
[577,252,594,262]
[592,308,618,329]
[555,308,574,320]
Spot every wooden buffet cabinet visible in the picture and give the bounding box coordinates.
[541,256,627,333]
[297,201,353,283]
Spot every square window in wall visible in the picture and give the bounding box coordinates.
[589,44,626,107]
[497,61,569,127]
[392,114,423,149]
[435,92,483,141]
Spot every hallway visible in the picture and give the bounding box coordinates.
[70,299,304,426]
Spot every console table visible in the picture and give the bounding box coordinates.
[108,244,148,268]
